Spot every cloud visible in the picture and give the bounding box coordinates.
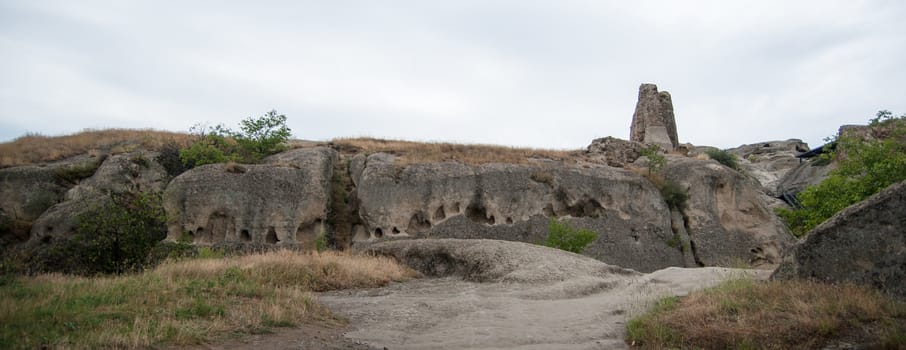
[1,0,905,149]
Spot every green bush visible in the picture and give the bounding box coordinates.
[31,192,167,275]
[543,219,598,254]
[705,148,738,170]
[660,179,689,211]
[179,110,292,167]
[778,110,906,237]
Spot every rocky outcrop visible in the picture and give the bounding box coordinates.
[663,156,796,267]
[629,84,679,151]
[727,140,810,196]
[163,148,336,246]
[584,137,644,167]
[358,238,639,284]
[773,180,906,298]
[355,153,687,272]
[776,159,835,198]
[28,151,169,241]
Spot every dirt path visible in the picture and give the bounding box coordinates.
[319,239,771,350]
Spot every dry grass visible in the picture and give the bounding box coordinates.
[0,250,417,349]
[0,129,193,168]
[331,137,580,166]
[627,278,906,349]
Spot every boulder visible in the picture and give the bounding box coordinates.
[773,180,906,298]
[629,84,679,151]
[584,136,644,167]
[727,139,810,196]
[354,153,689,272]
[163,147,336,246]
[29,151,170,241]
[663,156,796,267]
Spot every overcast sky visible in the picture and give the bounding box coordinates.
[1,1,904,150]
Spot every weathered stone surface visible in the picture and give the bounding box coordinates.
[355,153,689,272]
[584,136,644,167]
[776,159,835,197]
[727,139,810,196]
[163,147,336,246]
[663,156,796,267]
[629,84,679,151]
[358,238,639,283]
[0,166,67,223]
[773,180,906,298]
[28,151,170,241]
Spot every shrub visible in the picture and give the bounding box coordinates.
[179,111,292,167]
[659,179,689,211]
[778,110,906,237]
[31,192,167,275]
[179,124,233,168]
[705,148,738,170]
[544,219,598,254]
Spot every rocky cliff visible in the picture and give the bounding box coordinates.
[162,147,335,247]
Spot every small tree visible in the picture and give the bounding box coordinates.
[640,145,666,175]
[235,110,292,161]
[544,219,598,254]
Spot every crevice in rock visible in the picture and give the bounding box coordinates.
[678,210,705,267]
[563,197,604,218]
[326,152,362,249]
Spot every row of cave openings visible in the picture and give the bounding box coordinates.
[368,195,611,238]
[185,212,323,245]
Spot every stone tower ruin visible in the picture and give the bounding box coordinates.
[629,83,679,151]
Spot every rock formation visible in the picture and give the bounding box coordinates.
[584,136,644,167]
[29,151,171,242]
[726,140,810,196]
[773,180,906,298]
[162,147,335,246]
[352,152,685,272]
[663,156,796,267]
[629,84,679,151]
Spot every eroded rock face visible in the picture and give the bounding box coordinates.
[584,136,644,168]
[663,156,796,267]
[727,139,810,196]
[354,153,688,272]
[629,84,679,151]
[163,148,335,246]
[28,151,170,241]
[773,180,906,298]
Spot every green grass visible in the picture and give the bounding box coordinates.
[0,250,416,349]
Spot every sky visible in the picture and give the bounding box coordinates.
[1,1,905,150]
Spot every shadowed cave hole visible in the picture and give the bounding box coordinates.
[465,202,495,225]
[434,206,446,221]
[407,212,432,234]
[374,228,384,238]
[240,229,251,242]
[392,227,400,234]
[266,227,279,244]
